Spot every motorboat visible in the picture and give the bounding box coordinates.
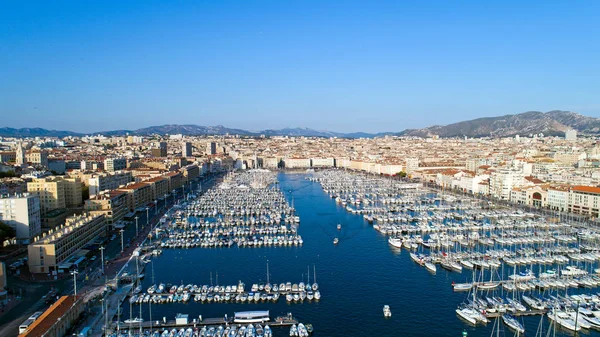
[388,236,402,248]
[383,305,392,317]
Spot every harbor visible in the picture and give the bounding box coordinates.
[110,170,600,336]
[310,169,600,334]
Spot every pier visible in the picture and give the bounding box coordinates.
[112,315,299,331]
[485,309,547,318]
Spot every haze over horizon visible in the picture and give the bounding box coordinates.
[2,1,600,133]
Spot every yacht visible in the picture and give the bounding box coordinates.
[383,305,392,317]
[425,262,437,274]
[548,310,581,331]
[387,237,402,248]
[333,237,339,245]
[337,224,342,231]
[456,308,477,325]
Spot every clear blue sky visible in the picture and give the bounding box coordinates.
[1,1,599,133]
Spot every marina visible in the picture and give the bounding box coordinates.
[309,169,600,335]
[113,171,600,336]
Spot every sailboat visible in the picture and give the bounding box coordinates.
[502,314,525,334]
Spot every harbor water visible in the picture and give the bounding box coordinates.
[124,173,598,336]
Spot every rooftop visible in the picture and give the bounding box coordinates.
[18,296,79,337]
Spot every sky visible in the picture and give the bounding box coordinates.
[1,1,600,133]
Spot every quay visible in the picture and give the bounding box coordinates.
[112,315,299,331]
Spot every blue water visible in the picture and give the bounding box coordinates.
[125,173,597,337]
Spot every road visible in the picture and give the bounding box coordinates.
[0,173,220,337]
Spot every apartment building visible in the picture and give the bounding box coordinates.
[165,171,183,191]
[311,158,335,168]
[0,151,16,163]
[0,193,41,243]
[104,158,127,172]
[118,182,153,212]
[0,262,6,305]
[569,186,600,217]
[27,176,82,213]
[84,190,128,225]
[27,213,105,273]
[88,171,133,196]
[143,176,168,200]
[26,150,49,167]
[206,142,217,155]
[283,158,311,169]
[180,164,200,182]
[18,296,84,337]
[182,142,193,157]
[489,169,524,200]
[547,185,570,212]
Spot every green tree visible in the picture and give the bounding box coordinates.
[0,221,16,242]
[0,171,17,178]
[397,171,407,178]
[81,184,90,201]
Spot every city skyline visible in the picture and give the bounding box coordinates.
[2,1,600,133]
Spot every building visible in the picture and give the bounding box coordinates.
[182,142,193,157]
[547,185,570,212]
[118,182,153,212]
[143,176,168,200]
[489,169,523,200]
[159,141,168,157]
[565,129,578,141]
[15,143,26,166]
[283,158,311,169]
[80,160,102,171]
[207,142,217,155]
[88,171,133,196]
[165,171,183,191]
[0,262,6,305]
[104,158,127,172]
[41,208,69,232]
[180,164,200,182]
[0,151,16,164]
[311,158,335,168]
[18,295,84,337]
[0,193,41,243]
[27,214,105,274]
[85,190,128,225]
[405,158,419,173]
[27,177,82,213]
[568,186,600,217]
[25,150,49,167]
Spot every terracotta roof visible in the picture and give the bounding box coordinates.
[524,176,545,184]
[120,182,150,190]
[146,176,166,183]
[19,296,79,337]
[572,186,600,194]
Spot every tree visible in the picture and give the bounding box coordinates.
[397,171,407,178]
[0,221,16,242]
[0,171,17,178]
[81,184,90,201]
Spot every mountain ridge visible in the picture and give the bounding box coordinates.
[1,110,598,138]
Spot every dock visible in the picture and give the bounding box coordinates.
[485,309,547,318]
[112,315,298,331]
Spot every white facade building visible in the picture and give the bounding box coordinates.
[89,171,133,197]
[0,193,41,243]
